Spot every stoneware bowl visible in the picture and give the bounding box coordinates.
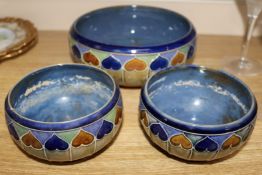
[5,64,123,162]
[69,5,196,87]
[139,65,257,161]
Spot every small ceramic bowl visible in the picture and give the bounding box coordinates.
[69,5,196,87]
[139,65,257,161]
[5,64,123,162]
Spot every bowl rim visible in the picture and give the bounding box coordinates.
[70,5,196,54]
[141,64,257,134]
[5,64,120,131]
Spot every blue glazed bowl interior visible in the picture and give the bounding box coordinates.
[74,6,191,47]
[146,66,254,126]
[9,65,114,122]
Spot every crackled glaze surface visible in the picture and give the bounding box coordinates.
[5,64,123,162]
[14,75,112,122]
[147,72,250,125]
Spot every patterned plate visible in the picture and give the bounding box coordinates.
[0,17,38,60]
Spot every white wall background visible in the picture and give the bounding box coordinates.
[0,0,262,36]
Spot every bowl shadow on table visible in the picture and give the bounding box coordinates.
[11,115,124,165]
[138,115,246,165]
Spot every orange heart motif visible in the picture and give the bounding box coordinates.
[140,110,149,127]
[171,52,185,66]
[22,132,42,149]
[170,134,192,149]
[72,130,94,147]
[222,134,241,150]
[115,106,123,125]
[83,52,99,66]
[125,58,147,71]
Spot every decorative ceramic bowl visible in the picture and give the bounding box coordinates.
[139,65,257,161]
[5,64,123,162]
[69,5,196,87]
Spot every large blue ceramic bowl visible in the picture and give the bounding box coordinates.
[5,64,123,162]
[140,65,257,161]
[69,5,196,87]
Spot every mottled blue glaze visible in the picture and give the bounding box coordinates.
[5,64,123,162]
[148,70,249,125]
[141,65,257,134]
[6,64,120,131]
[14,75,112,123]
[140,66,257,160]
[70,5,196,54]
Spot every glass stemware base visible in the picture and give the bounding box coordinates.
[223,56,262,76]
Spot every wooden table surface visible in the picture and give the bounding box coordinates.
[0,32,261,175]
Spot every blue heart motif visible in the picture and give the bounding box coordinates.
[44,135,69,151]
[150,56,168,71]
[187,45,195,59]
[97,120,113,139]
[8,124,19,140]
[150,123,168,141]
[72,45,81,59]
[102,56,122,70]
[195,137,218,152]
